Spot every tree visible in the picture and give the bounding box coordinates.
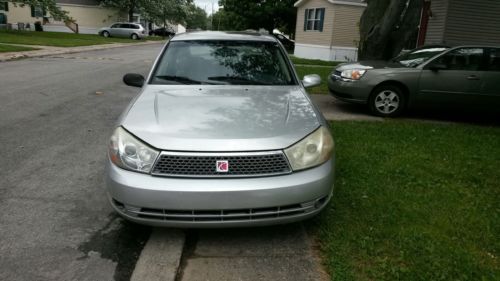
[140,0,188,31]
[100,0,139,22]
[218,0,296,35]
[8,0,71,22]
[207,9,238,31]
[185,3,207,30]
[359,0,423,60]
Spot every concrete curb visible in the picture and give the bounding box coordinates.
[0,40,164,62]
[131,228,185,281]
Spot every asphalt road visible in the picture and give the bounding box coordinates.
[0,44,164,281]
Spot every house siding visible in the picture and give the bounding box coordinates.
[331,4,363,47]
[295,0,334,47]
[2,3,38,24]
[444,0,500,46]
[424,0,449,44]
[57,5,125,28]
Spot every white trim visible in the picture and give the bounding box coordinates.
[328,0,367,7]
[295,0,367,8]
[295,43,358,50]
[294,44,359,61]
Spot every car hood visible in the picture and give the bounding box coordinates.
[336,60,404,71]
[121,85,320,152]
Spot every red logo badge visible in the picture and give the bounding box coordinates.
[216,160,229,172]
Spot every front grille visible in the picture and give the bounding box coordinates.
[151,151,291,178]
[113,196,329,223]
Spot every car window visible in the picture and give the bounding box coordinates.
[111,24,120,28]
[432,48,484,71]
[394,47,449,67]
[132,24,140,29]
[151,40,296,86]
[487,48,500,71]
[120,24,131,29]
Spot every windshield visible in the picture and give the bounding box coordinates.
[393,47,449,67]
[151,40,296,86]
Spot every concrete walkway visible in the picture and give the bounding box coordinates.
[310,94,383,121]
[0,40,164,62]
[132,225,329,281]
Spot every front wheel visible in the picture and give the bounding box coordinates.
[131,33,139,40]
[369,85,405,117]
[102,31,110,38]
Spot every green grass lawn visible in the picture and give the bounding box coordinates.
[0,43,38,53]
[310,121,500,280]
[290,55,341,67]
[0,30,161,47]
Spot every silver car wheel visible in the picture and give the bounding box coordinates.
[103,31,110,38]
[131,33,139,40]
[374,90,400,114]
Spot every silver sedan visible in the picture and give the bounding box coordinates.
[106,31,335,227]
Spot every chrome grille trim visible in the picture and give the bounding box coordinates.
[113,196,329,223]
[151,151,292,178]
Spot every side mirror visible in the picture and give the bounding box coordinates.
[123,73,145,87]
[429,63,447,72]
[302,74,321,88]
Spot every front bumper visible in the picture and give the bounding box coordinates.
[106,159,335,228]
[327,74,371,104]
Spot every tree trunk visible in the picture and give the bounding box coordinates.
[128,8,134,22]
[359,0,423,60]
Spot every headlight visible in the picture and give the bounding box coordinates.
[109,127,159,173]
[340,69,367,80]
[285,126,334,171]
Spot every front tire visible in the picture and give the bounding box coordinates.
[102,31,110,38]
[369,85,405,117]
[131,33,139,40]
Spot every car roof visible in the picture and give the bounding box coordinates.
[170,31,277,42]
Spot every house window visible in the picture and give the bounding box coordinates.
[31,5,45,18]
[0,1,8,12]
[304,8,325,32]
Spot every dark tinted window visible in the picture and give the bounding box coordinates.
[111,23,120,28]
[488,48,500,71]
[151,40,296,86]
[120,24,131,29]
[433,48,484,71]
[131,24,140,29]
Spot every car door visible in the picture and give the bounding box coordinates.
[417,47,485,106]
[109,23,120,36]
[480,48,500,108]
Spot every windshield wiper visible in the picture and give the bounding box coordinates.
[208,76,272,85]
[154,75,206,85]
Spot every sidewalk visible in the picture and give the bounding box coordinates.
[0,40,164,62]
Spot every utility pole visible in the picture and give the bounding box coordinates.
[211,1,214,30]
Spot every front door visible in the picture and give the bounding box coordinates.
[417,47,485,106]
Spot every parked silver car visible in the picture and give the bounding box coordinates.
[106,31,335,227]
[98,22,146,40]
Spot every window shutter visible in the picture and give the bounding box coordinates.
[42,7,47,16]
[319,8,325,32]
[30,5,35,17]
[304,9,309,31]
[4,2,8,12]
